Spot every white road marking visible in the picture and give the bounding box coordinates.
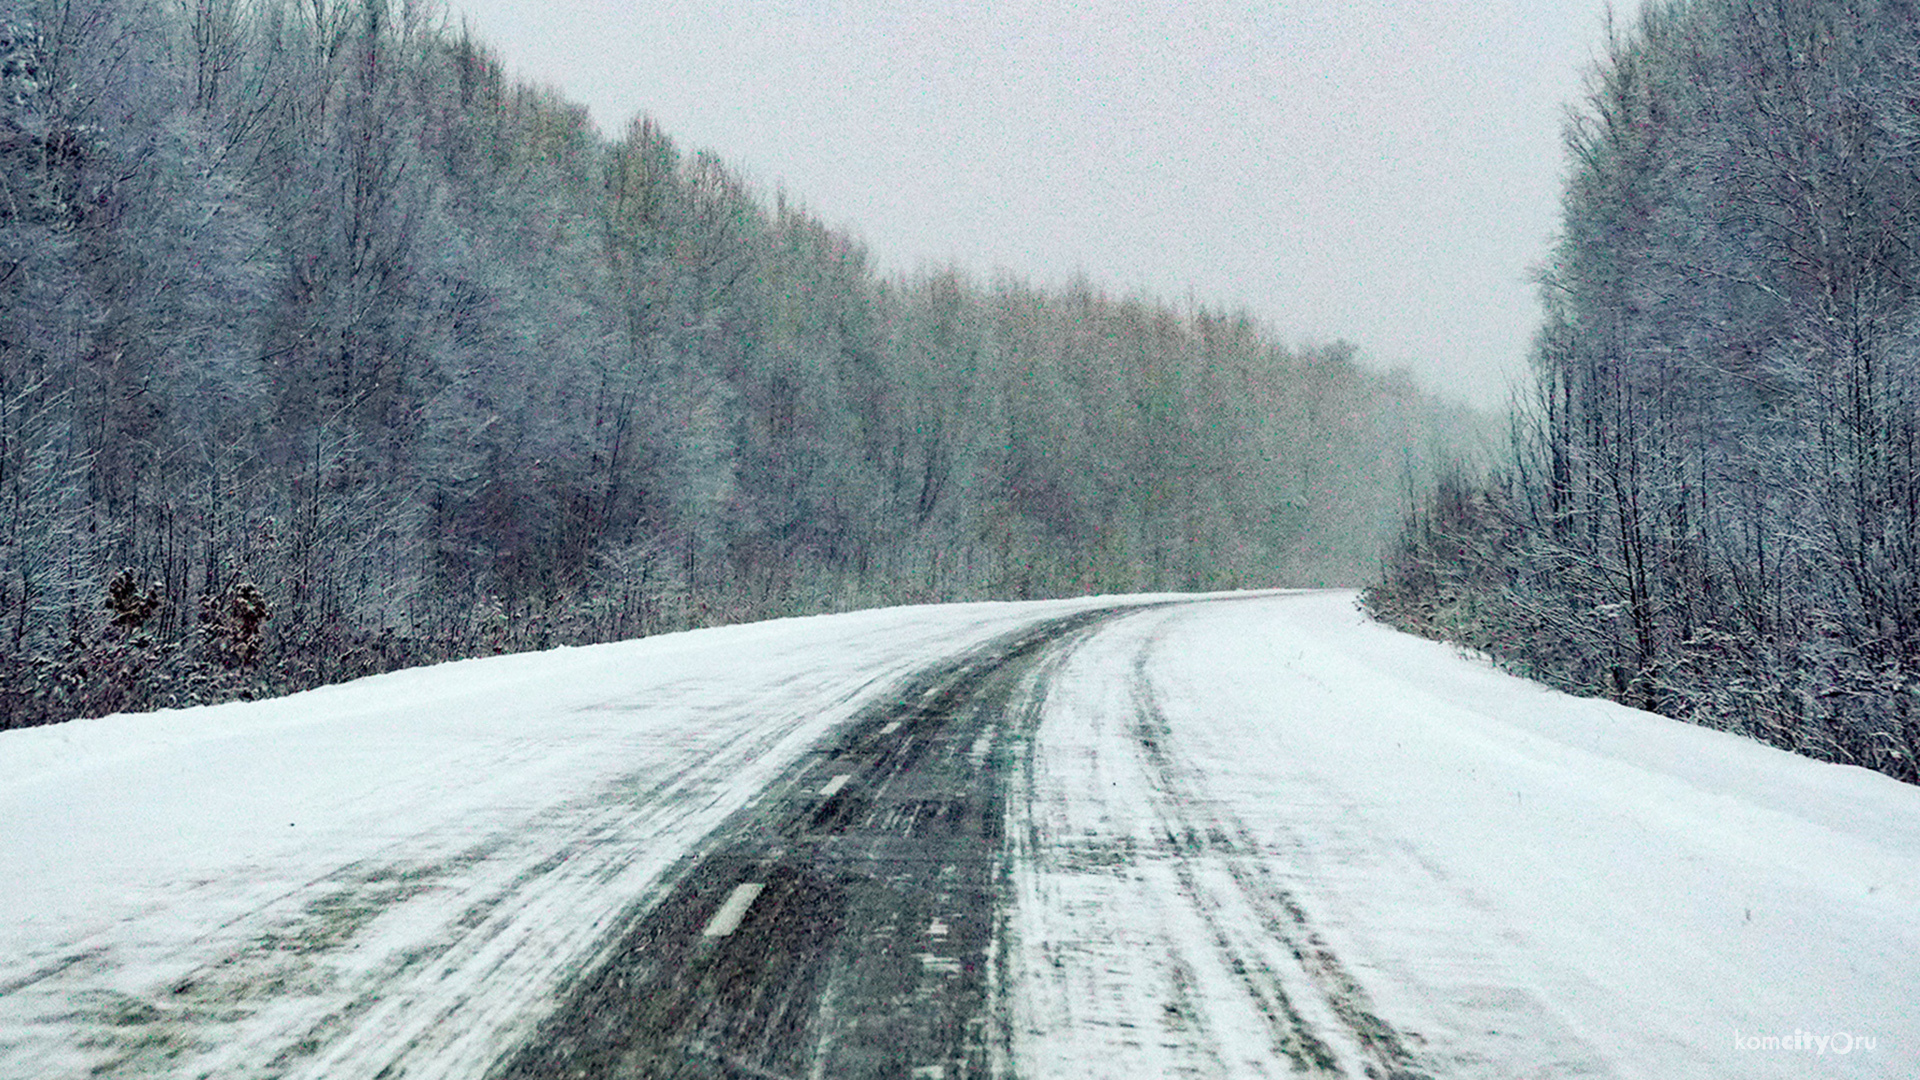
[969,730,994,764]
[928,918,949,937]
[701,883,765,938]
[880,721,902,735]
[818,774,852,798]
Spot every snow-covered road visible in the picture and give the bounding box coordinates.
[1009,594,1919,1079]
[2,592,1914,1078]
[0,597,1133,1078]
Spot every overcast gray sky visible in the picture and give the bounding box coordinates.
[444,0,1639,408]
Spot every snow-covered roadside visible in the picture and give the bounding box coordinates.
[0,595,1149,1079]
[1009,591,1920,1079]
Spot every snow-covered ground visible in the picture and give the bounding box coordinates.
[1010,593,1920,1078]
[0,596,1135,1079]
[2,590,1914,1078]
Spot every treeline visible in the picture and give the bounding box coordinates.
[0,0,1471,727]
[1370,0,1920,783]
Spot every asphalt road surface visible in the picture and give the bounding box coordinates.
[494,607,1129,1080]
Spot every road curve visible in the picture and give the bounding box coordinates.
[11,592,1911,1079]
[492,606,1132,1080]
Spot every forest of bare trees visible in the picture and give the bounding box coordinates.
[1371,0,1920,784]
[0,0,1472,727]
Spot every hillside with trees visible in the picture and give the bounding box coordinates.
[1370,0,1920,783]
[0,0,1472,727]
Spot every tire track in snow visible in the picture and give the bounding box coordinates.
[1142,608,1635,1079]
[1125,641,1429,1079]
[1007,598,1640,1079]
[1005,602,1434,1079]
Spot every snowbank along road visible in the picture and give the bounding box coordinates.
[1,592,1915,1079]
